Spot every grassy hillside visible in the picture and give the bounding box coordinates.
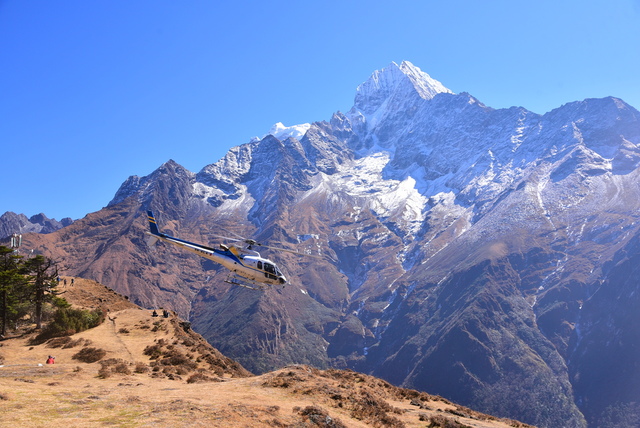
[0,277,532,427]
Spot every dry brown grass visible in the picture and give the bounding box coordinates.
[0,276,533,428]
[0,344,530,427]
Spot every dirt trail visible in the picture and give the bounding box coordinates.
[106,315,135,362]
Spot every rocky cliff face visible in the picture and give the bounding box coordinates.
[12,61,640,427]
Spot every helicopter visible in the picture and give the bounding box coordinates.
[145,211,317,290]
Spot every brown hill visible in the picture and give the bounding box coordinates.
[0,277,531,427]
[56,275,140,312]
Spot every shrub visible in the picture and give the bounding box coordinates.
[97,359,131,378]
[134,362,149,374]
[98,365,112,379]
[186,372,222,384]
[51,296,71,309]
[161,349,195,368]
[113,362,131,375]
[297,405,347,428]
[426,415,472,428]
[72,347,107,363]
[151,321,165,332]
[31,308,105,344]
[143,344,163,359]
[65,338,91,349]
[45,336,90,349]
[45,336,72,348]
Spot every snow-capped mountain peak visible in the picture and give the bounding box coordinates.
[397,60,452,100]
[352,61,452,116]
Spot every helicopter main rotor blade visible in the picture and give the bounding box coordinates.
[209,228,331,260]
[258,243,327,259]
[208,233,244,242]
[214,225,248,241]
[209,227,266,248]
[217,236,264,248]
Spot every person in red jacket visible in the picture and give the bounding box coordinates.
[46,355,55,364]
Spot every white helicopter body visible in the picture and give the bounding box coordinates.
[146,211,287,289]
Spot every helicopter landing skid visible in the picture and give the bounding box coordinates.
[224,273,266,290]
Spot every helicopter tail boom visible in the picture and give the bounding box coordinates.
[147,211,162,236]
[145,211,163,247]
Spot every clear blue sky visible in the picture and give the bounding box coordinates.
[1,0,639,220]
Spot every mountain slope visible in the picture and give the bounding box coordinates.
[10,61,640,427]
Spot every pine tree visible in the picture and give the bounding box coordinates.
[24,254,59,330]
[0,246,26,336]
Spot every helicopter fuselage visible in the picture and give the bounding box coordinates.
[145,212,287,287]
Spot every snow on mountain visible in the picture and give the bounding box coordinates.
[397,60,452,100]
[83,60,640,428]
[265,122,312,141]
[300,151,427,237]
[348,61,453,136]
[352,61,452,115]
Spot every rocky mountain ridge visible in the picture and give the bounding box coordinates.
[5,61,640,427]
[0,211,73,239]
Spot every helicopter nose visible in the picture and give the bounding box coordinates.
[279,276,287,285]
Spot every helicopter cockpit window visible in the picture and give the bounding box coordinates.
[257,261,263,270]
[264,263,276,274]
